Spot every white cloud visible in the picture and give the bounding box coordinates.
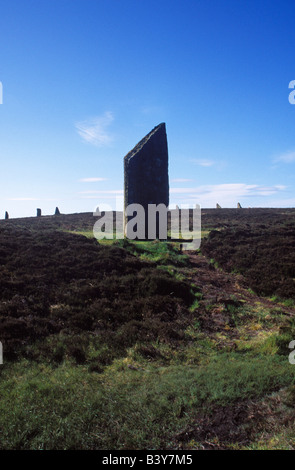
[190,158,215,167]
[169,183,286,207]
[79,177,108,183]
[75,111,114,146]
[170,178,193,183]
[274,150,295,164]
[7,197,38,201]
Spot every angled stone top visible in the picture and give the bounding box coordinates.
[124,123,169,207]
[124,123,166,164]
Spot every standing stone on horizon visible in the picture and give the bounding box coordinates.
[237,202,242,209]
[5,211,9,220]
[55,207,60,215]
[124,123,169,239]
[37,208,41,217]
[216,203,221,209]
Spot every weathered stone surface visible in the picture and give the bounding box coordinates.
[216,203,222,209]
[5,211,9,220]
[124,123,169,239]
[237,202,242,209]
[55,207,60,215]
[37,208,41,217]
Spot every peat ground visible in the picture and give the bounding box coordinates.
[201,208,295,300]
[0,208,295,449]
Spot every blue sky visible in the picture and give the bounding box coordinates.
[1,0,295,218]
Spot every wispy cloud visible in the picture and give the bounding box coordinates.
[190,158,215,167]
[170,183,286,206]
[7,197,38,201]
[170,183,286,196]
[171,178,193,183]
[274,150,295,164]
[75,111,114,146]
[79,177,108,183]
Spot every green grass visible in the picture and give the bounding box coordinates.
[2,294,295,450]
[66,231,189,266]
[269,296,295,308]
[113,239,189,267]
[0,351,294,450]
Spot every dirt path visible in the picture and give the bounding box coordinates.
[183,251,295,333]
[174,251,295,449]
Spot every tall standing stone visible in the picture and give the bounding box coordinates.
[55,207,60,215]
[5,211,9,220]
[124,123,169,239]
[37,208,41,217]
